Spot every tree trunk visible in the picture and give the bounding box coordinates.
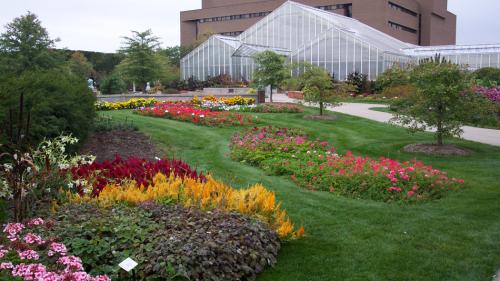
[270,85,273,103]
[320,102,324,115]
[437,120,443,146]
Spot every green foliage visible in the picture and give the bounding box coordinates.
[346,72,369,94]
[66,51,95,80]
[51,203,280,280]
[49,203,157,279]
[162,45,193,67]
[300,65,354,115]
[381,84,416,99]
[252,51,290,102]
[0,69,96,146]
[375,65,410,93]
[473,67,500,86]
[0,12,60,75]
[117,30,165,89]
[100,71,127,95]
[392,58,495,145]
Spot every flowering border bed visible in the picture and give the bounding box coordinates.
[69,156,206,196]
[201,102,304,113]
[134,102,256,126]
[230,126,464,203]
[95,98,158,111]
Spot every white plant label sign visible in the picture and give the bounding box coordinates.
[119,257,138,272]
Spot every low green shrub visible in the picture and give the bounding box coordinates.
[473,67,500,86]
[100,72,127,95]
[0,69,95,147]
[50,202,280,280]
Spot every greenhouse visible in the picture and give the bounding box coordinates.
[180,1,500,81]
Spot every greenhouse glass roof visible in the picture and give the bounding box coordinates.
[181,1,500,81]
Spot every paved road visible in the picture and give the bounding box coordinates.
[272,94,500,147]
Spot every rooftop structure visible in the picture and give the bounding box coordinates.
[180,0,457,47]
[180,1,500,81]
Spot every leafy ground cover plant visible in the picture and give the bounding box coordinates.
[95,98,158,111]
[135,102,256,126]
[50,203,280,281]
[230,126,464,203]
[0,217,110,280]
[69,156,205,196]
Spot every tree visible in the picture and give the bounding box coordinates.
[392,56,494,145]
[118,30,162,90]
[162,45,193,67]
[66,51,95,80]
[300,65,354,115]
[252,51,289,102]
[0,12,59,75]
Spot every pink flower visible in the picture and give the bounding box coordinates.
[407,191,415,197]
[58,256,84,271]
[26,218,44,227]
[18,249,40,260]
[49,242,67,256]
[3,223,24,241]
[23,233,45,245]
[0,262,13,270]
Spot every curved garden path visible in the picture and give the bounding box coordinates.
[273,94,500,146]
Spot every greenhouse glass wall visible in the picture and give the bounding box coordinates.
[180,1,500,81]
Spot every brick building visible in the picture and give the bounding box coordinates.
[181,0,456,46]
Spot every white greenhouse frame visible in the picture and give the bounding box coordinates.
[180,1,500,81]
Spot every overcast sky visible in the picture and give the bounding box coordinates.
[1,0,499,53]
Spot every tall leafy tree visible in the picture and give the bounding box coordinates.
[252,51,289,102]
[392,56,495,145]
[162,45,193,67]
[117,30,162,90]
[66,51,95,80]
[0,12,59,75]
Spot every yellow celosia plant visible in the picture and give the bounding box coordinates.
[66,173,304,239]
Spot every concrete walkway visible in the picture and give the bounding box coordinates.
[272,94,500,147]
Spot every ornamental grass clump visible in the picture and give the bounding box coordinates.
[230,126,464,203]
[66,172,303,240]
[0,217,110,280]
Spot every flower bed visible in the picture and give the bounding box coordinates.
[193,95,255,106]
[67,172,303,239]
[95,98,158,110]
[50,203,281,281]
[473,86,500,103]
[287,91,304,100]
[202,102,304,113]
[0,218,110,280]
[135,102,256,126]
[230,126,464,203]
[69,156,206,196]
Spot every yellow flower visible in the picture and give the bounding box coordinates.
[67,172,302,239]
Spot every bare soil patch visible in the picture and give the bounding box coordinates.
[81,130,164,161]
[304,114,338,121]
[403,143,472,156]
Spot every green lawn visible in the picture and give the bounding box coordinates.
[103,108,500,281]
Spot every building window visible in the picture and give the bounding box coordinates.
[316,3,352,17]
[198,11,271,24]
[388,21,417,34]
[219,31,243,37]
[388,1,418,17]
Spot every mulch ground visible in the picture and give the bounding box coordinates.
[80,130,164,162]
[403,143,473,156]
